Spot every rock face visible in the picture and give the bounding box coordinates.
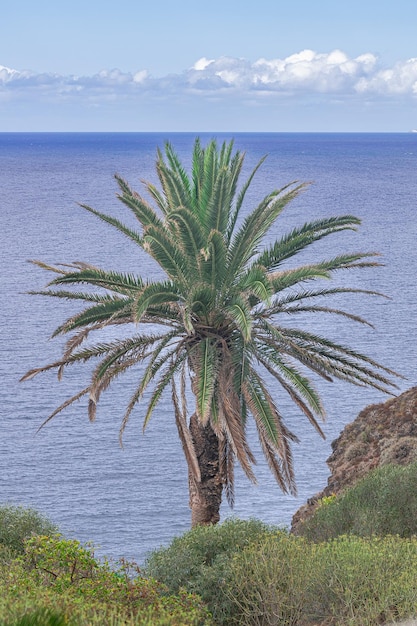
[291,386,417,533]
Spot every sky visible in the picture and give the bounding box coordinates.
[1,0,417,132]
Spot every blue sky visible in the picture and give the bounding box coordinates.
[1,0,417,131]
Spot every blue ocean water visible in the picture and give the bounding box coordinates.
[1,132,416,564]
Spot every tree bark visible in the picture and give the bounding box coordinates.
[188,412,223,527]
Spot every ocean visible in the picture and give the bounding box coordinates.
[1,132,416,564]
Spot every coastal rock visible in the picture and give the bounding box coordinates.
[291,386,417,533]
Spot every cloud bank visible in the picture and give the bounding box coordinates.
[1,50,417,102]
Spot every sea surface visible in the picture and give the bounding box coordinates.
[1,132,416,565]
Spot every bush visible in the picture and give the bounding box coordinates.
[0,536,212,626]
[298,461,417,541]
[0,505,58,555]
[227,534,417,625]
[145,518,278,624]
[226,533,315,625]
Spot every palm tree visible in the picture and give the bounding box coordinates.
[22,138,398,526]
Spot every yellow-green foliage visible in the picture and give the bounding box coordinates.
[227,533,417,625]
[0,536,211,626]
[147,519,417,625]
[298,461,417,542]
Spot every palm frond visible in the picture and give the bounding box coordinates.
[205,166,232,234]
[227,183,305,280]
[37,387,90,431]
[140,353,187,433]
[80,203,143,247]
[52,299,132,336]
[172,373,201,483]
[133,281,181,323]
[49,267,145,295]
[225,295,253,342]
[143,225,190,284]
[227,154,267,242]
[156,148,192,213]
[257,215,363,269]
[193,337,219,425]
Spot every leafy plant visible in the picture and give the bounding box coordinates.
[227,533,417,625]
[298,461,417,541]
[0,505,58,555]
[0,536,212,625]
[146,518,278,624]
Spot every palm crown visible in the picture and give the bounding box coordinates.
[22,138,398,518]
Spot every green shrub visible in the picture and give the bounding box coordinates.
[298,461,417,541]
[145,518,278,624]
[227,534,417,625]
[0,505,58,555]
[0,536,212,626]
[226,533,315,625]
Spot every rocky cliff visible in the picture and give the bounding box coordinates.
[291,386,417,532]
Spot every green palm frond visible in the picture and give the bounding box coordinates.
[193,337,219,425]
[200,229,228,290]
[115,175,165,228]
[227,154,267,242]
[205,166,233,234]
[137,333,184,400]
[156,149,193,212]
[143,225,190,284]
[140,353,187,433]
[257,215,362,269]
[133,281,182,323]
[48,266,145,294]
[225,295,253,342]
[276,304,375,327]
[268,252,381,293]
[268,286,388,308]
[227,183,305,280]
[238,264,272,304]
[52,299,132,336]
[79,203,144,247]
[163,142,193,206]
[199,140,219,228]
[167,207,206,264]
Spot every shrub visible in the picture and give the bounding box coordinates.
[145,518,278,624]
[226,533,315,625]
[0,505,58,555]
[0,536,212,626]
[298,461,417,541]
[227,534,417,625]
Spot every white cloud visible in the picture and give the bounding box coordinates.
[193,57,214,71]
[2,51,417,101]
[355,57,417,94]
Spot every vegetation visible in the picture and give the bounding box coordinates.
[0,505,58,556]
[296,460,417,541]
[226,533,417,625]
[146,517,417,625]
[0,534,211,625]
[146,518,276,624]
[2,490,417,625]
[21,137,399,525]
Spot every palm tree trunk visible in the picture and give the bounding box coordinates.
[188,412,223,527]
